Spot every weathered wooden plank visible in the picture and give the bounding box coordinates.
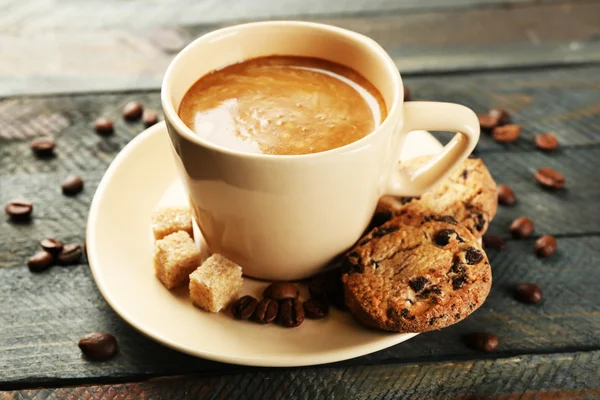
[2,350,600,398]
[1,235,599,385]
[1,1,600,96]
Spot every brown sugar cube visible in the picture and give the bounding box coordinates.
[154,231,201,289]
[151,206,193,240]
[189,254,243,313]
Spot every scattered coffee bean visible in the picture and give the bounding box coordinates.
[482,235,506,250]
[263,282,299,301]
[497,184,516,206]
[142,110,159,127]
[303,299,329,319]
[231,295,258,320]
[478,113,500,131]
[5,199,33,219]
[27,251,54,272]
[278,298,305,328]
[535,133,559,151]
[465,332,499,352]
[534,235,557,258]
[122,101,143,120]
[78,332,118,361]
[57,243,83,265]
[94,118,114,136]
[492,124,520,143]
[40,238,64,256]
[510,217,534,239]
[308,268,346,310]
[535,167,565,190]
[30,137,56,157]
[515,283,543,304]
[253,298,278,324]
[61,175,84,196]
[403,86,410,101]
[489,108,511,125]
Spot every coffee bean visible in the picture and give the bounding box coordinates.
[492,124,520,143]
[57,243,83,265]
[123,101,143,120]
[303,299,329,319]
[142,110,159,127]
[483,235,506,250]
[30,137,56,157]
[78,332,118,361]
[278,298,305,328]
[40,238,64,256]
[515,283,543,304]
[465,247,483,264]
[478,113,500,131]
[5,199,33,219]
[263,282,299,301]
[497,184,516,206]
[94,118,114,136]
[403,86,411,101]
[489,108,511,125]
[61,175,84,196]
[535,167,565,190]
[231,295,258,320]
[253,298,278,324]
[535,133,559,151]
[27,251,54,272]
[434,229,460,246]
[465,332,499,352]
[535,235,557,258]
[510,217,534,239]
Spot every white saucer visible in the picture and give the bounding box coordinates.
[87,122,443,367]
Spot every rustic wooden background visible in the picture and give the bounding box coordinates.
[1,0,600,398]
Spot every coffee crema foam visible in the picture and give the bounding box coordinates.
[178,56,387,155]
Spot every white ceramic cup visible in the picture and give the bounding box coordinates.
[161,21,480,281]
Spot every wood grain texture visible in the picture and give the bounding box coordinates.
[3,350,600,399]
[1,1,600,96]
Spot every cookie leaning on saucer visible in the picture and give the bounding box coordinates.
[373,157,497,238]
[342,216,491,332]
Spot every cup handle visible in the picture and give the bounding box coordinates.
[385,101,480,197]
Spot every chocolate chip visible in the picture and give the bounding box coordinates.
[489,108,511,125]
[449,259,466,275]
[452,275,468,290]
[27,251,54,272]
[434,229,461,246]
[78,332,118,361]
[400,308,410,318]
[403,86,411,101]
[123,101,143,120]
[535,167,565,190]
[40,238,64,256]
[94,118,114,136]
[465,332,498,352]
[142,110,159,127]
[461,169,469,180]
[400,196,418,204]
[263,282,299,301]
[535,133,559,151]
[420,285,442,298]
[510,217,534,239]
[474,214,486,232]
[455,313,461,319]
[30,137,56,157]
[425,215,458,225]
[253,299,278,324]
[409,276,428,293]
[278,298,305,328]
[465,247,483,264]
[57,243,83,265]
[372,225,399,238]
[535,235,557,258]
[515,283,543,304]
[478,113,500,131]
[5,199,33,219]
[492,124,520,143]
[61,175,84,196]
[303,299,329,319]
[497,184,516,206]
[231,295,258,320]
[483,235,506,250]
[342,255,363,275]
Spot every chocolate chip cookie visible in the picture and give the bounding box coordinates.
[373,157,497,238]
[342,216,491,332]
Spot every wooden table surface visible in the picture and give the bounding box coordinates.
[1,0,600,398]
